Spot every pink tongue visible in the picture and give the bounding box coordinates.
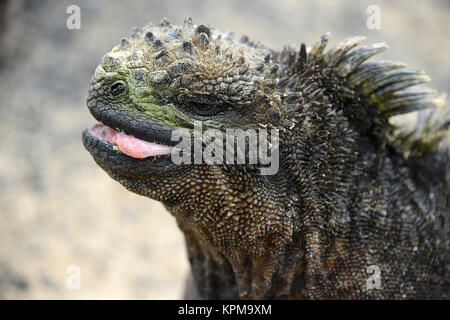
[89,123,172,159]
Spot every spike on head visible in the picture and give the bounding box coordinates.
[160,17,171,27]
[195,33,209,49]
[240,35,249,44]
[153,39,163,49]
[145,32,154,44]
[182,41,193,54]
[184,16,193,27]
[310,32,330,57]
[120,38,129,48]
[297,43,307,73]
[195,24,211,38]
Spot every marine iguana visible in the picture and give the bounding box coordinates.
[82,18,449,299]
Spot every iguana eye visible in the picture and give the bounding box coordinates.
[177,95,229,116]
[110,81,126,96]
[190,101,216,112]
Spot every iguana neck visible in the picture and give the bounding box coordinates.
[163,133,366,299]
[167,118,445,299]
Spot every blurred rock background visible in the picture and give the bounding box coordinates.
[0,0,448,299]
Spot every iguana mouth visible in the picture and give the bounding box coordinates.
[82,99,183,172]
[82,124,180,175]
[82,89,185,166]
[87,123,172,159]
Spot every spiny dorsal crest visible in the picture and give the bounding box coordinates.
[306,33,449,158]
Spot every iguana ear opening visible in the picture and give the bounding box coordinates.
[307,33,450,158]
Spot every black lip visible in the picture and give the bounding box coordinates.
[82,128,178,174]
[86,98,180,147]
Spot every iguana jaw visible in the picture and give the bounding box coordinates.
[82,125,181,176]
[86,123,172,158]
[82,95,185,174]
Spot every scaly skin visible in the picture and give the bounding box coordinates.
[83,18,449,299]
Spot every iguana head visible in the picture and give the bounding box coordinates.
[83,18,286,201]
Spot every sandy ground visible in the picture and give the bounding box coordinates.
[0,0,448,299]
